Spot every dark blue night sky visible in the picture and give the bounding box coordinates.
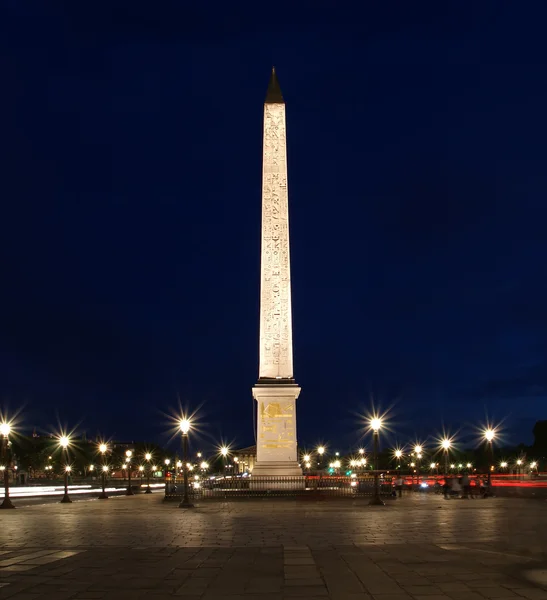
[1,1,546,451]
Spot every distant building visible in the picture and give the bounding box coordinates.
[233,446,256,474]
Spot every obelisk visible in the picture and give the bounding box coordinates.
[252,68,302,478]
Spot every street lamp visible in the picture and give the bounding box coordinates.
[414,444,423,487]
[179,419,194,508]
[441,438,451,478]
[144,452,153,494]
[0,422,14,509]
[220,446,229,477]
[99,465,109,499]
[393,449,403,470]
[125,450,134,495]
[483,428,496,495]
[59,435,72,504]
[97,443,109,499]
[369,417,384,506]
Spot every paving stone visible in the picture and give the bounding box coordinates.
[281,586,329,596]
[285,567,321,579]
[514,592,547,600]
[328,594,372,600]
[371,594,414,600]
[437,583,473,592]
[478,589,521,598]
[401,586,444,595]
[285,578,327,586]
[246,576,283,592]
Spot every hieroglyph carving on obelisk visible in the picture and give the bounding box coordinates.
[259,91,293,379]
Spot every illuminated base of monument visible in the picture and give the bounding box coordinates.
[252,380,301,481]
[249,472,305,491]
[251,461,303,477]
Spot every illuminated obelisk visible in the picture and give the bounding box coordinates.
[252,68,302,478]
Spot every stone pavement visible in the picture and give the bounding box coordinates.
[1,493,547,599]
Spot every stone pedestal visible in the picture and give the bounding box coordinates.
[252,381,302,477]
[249,476,305,491]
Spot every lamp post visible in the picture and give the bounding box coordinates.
[414,445,423,488]
[393,449,403,472]
[179,419,194,508]
[59,435,72,503]
[441,439,451,479]
[98,443,108,499]
[483,429,496,497]
[99,465,109,499]
[220,446,229,477]
[125,450,134,495]
[317,446,325,467]
[0,422,14,509]
[369,417,384,506]
[144,453,153,494]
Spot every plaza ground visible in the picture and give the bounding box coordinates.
[1,494,547,599]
